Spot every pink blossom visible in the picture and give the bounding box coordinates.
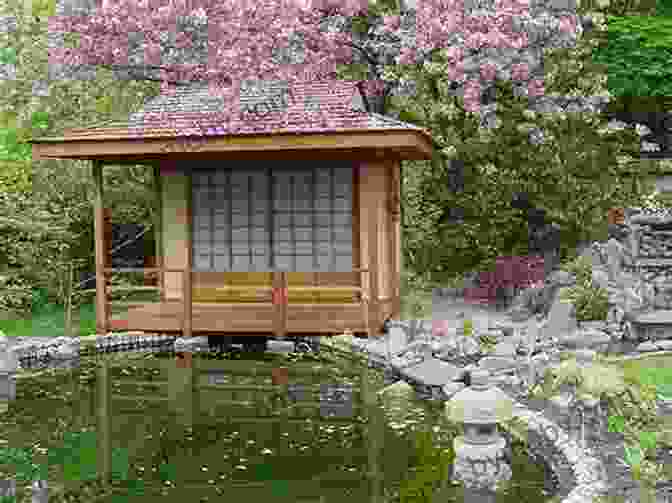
[398,46,417,65]
[432,319,451,337]
[528,78,545,97]
[48,0,580,130]
[463,80,481,112]
[446,62,464,82]
[558,15,576,34]
[480,63,498,81]
[510,63,529,81]
[445,46,464,63]
[382,14,401,32]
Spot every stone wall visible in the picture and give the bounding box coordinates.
[627,208,672,309]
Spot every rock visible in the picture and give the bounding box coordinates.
[400,358,463,387]
[637,341,659,352]
[656,339,672,351]
[547,269,577,287]
[591,268,612,290]
[508,304,534,322]
[557,328,610,350]
[653,294,669,309]
[478,356,518,374]
[460,337,481,357]
[491,341,518,357]
[543,287,578,339]
[442,381,466,399]
[606,238,627,282]
[583,243,607,268]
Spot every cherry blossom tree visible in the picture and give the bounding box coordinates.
[47,0,583,131]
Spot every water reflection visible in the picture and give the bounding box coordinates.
[0,351,553,502]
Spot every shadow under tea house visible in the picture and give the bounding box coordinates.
[29,80,434,340]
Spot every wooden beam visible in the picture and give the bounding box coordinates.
[92,160,109,335]
[30,130,435,162]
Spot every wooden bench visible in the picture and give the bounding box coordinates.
[191,272,361,304]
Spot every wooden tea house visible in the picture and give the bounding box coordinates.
[30,80,434,340]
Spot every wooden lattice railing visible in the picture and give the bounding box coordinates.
[88,267,373,338]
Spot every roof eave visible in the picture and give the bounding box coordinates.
[30,129,434,163]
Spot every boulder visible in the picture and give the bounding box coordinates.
[478,356,518,374]
[491,340,518,358]
[636,341,659,352]
[655,340,672,351]
[443,382,466,399]
[547,269,576,287]
[557,328,610,350]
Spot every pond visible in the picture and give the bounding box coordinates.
[0,346,555,502]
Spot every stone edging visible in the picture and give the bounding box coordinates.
[320,334,610,503]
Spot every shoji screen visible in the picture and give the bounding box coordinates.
[192,165,353,272]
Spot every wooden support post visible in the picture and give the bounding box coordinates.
[154,165,164,301]
[273,271,288,338]
[97,357,111,487]
[92,160,109,335]
[389,163,401,320]
[183,171,193,339]
[367,167,380,338]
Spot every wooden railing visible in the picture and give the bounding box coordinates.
[91,267,373,338]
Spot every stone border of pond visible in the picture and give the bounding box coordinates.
[320,334,610,503]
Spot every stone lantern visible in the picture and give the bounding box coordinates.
[445,369,514,498]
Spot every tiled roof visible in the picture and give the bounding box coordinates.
[61,80,433,142]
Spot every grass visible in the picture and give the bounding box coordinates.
[0,302,98,339]
[618,355,672,398]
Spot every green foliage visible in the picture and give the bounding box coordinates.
[591,15,672,96]
[561,281,609,321]
[394,428,454,503]
[391,21,650,283]
[659,0,672,15]
[559,255,610,321]
[0,46,16,66]
[0,446,46,482]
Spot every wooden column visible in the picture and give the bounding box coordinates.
[183,170,193,339]
[92,160,109,335]
[360,163,380,338]
[154,165,164,301]
[389,162,401,320]
[273,271,288,338]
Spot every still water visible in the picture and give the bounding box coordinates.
[0,349,552,502]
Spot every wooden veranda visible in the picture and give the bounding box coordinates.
[29,80,435,340]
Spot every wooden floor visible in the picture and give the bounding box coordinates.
[108,301,372,335]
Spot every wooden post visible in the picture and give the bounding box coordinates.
[273,271,288,338]
[154,165,164,301]
[183,171,193,339]
[389,163,401,320]
[92,160,109,335]
[97,357,111,488]
[365,165,380,338]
